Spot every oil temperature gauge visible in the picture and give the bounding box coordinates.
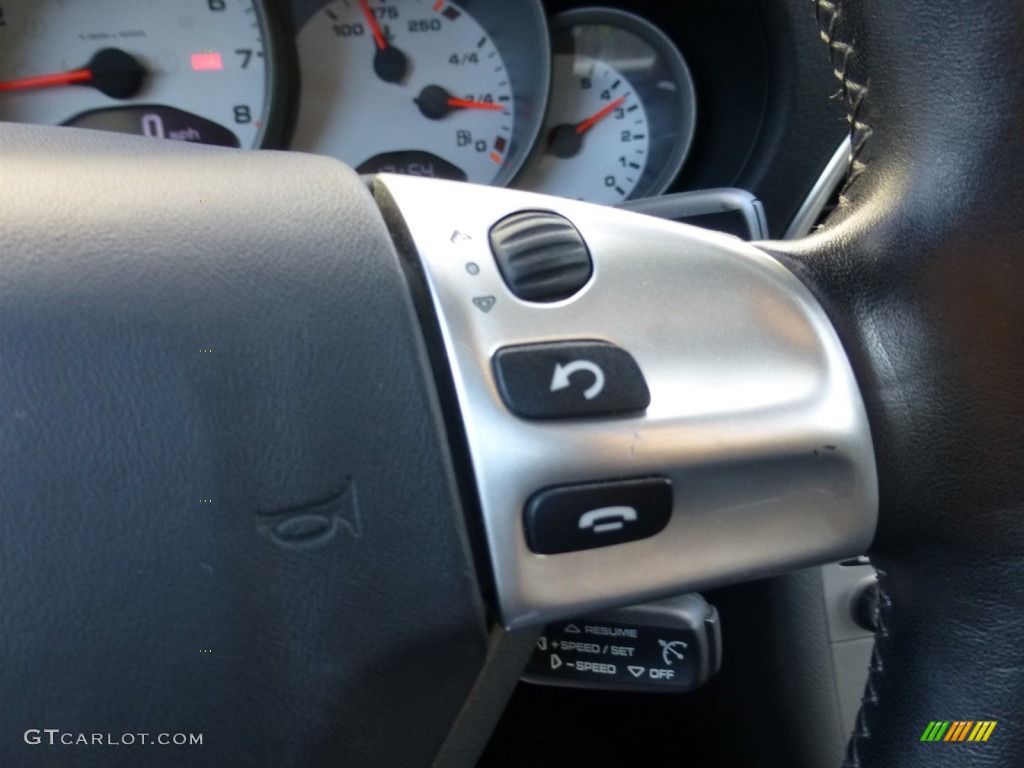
[513,9,696,204]
[292,0,550,187]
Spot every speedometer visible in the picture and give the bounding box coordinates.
[0,0,286,149]
[292,0,549,186]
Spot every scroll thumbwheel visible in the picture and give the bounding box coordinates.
[489,211,593,302]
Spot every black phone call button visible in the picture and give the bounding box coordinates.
[524,477,673,555]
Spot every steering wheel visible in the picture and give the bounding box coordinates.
[1,0,1018,766]
[767,1,1023,765]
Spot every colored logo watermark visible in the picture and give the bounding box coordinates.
[920,721,997,742]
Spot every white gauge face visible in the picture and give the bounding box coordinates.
[0,0,274,148]
[514,55,650,204]
[294,0,515,185]
[513,9,696,205]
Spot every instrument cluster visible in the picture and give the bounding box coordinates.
[0,0,697,204]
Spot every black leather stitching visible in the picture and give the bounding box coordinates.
[818,5,881,760]
[815,3,880,764]
[841,567,891,768]
[815,0,873,204]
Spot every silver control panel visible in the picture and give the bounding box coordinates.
[379,175,878,629]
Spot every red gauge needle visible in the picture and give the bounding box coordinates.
[359,0,407,83]
[575,95,627,134]
[446,97,504,111]
[415,85,506,119]
[547,95,629,159]
[358,0,388,51]
[0,48,145,99]
[0,68,93,93]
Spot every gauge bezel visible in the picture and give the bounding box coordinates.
[467,0,551,186]
[522,7,697,201]
[257,0,300,149]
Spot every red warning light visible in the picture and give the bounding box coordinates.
[191,52,223,71]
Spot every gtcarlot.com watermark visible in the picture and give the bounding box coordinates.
[24,729,202,747]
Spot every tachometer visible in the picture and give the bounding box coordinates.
[0,0,285,148]
[513,9,697,204]
[292,0,549,186]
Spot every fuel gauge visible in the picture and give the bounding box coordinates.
[513,9,696,204]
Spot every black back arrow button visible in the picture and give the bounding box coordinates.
[493,340,650,419]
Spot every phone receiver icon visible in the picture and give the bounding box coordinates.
[578,506,639,534]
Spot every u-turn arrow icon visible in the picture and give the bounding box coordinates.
[550,359,606,400]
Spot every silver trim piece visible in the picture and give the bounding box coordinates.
[617,188,768,240]
[380,174,878,629]
[783,137,852,239]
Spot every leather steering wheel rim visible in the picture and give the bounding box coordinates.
[766,0,1024,764]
